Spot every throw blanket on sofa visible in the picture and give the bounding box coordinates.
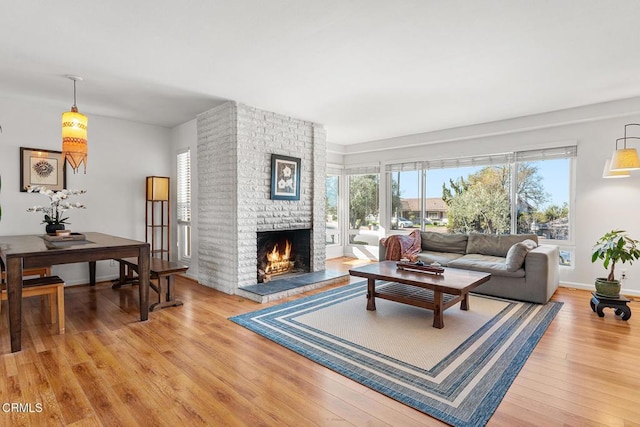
[380,230,421,261]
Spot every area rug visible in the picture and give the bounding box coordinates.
[229,281,562,426]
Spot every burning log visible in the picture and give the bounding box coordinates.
[265,241,294,275]
[258,239,296,283]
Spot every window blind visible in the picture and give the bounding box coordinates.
[385,145,577,172]
[177,149,191,223]
[515,145,577,162]
[385,161,424,172]
[344,164,380,175]
[327,163,344,175]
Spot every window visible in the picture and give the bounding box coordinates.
[177,149,191,261]
[389,168,421,234]
[438,164,512,235]
[325,175,340,245]
[348,173,379,246]
[515,157,571,241]
[385,145,576,264]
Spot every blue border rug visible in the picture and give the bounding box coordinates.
[230,281,562,426]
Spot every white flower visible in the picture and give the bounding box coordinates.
[282,165,292,178]
[26,185,86,225]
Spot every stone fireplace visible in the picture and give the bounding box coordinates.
[196,102,327,297]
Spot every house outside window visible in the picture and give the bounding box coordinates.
[389,169,420,235]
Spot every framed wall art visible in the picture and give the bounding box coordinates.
[20,147,67,192]
[271,154,301,200]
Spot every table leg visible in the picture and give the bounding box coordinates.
[461,292,470,311]
[433,291,444,329]
[7,257,24,352]
[366,278,376,311]
[138,247,150,321]
[89,261,96,286]
[112,261,127,289]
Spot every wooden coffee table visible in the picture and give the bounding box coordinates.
[349,261,491,328]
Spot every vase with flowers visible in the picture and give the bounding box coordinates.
[26,185,86,234]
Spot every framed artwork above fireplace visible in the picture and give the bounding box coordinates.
[270,154,301,200]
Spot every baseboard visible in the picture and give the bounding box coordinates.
[560,281,640,298]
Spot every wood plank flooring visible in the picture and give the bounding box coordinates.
[1,257,639,426]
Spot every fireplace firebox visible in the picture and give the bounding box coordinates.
[257,229,311,283]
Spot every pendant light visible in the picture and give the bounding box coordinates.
[62,75,88,174]
[609,123,640,172]
[602,157,630,179]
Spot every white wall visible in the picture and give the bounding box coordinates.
[0,98,172,285]
[339,97,640,295]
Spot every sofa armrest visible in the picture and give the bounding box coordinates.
[379,242,387,261]
[524,244,560,303]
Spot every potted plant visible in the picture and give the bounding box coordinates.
[591,229,640,297]
[26,185,86,234]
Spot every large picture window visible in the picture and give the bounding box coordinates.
[385,145,576,264]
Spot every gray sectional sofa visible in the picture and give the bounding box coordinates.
[379,231,560,304]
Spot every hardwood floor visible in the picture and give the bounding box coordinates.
[1,257,639,426]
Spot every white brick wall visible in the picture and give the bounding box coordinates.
[197,102,326,294]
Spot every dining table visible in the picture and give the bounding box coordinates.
[0,232,150,353]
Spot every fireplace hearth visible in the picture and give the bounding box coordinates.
[257,229,311,283]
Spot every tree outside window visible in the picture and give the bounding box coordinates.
[348,174,379,245]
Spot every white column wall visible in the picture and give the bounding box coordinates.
[196,102,326,295]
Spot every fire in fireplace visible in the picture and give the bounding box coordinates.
[257,229,310,283]
[265,240,294,275]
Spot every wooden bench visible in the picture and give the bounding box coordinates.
[112,258,188,311]
[1,275,65,334]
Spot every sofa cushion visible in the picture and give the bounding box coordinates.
[421,231,468,255]
[466,233,539,257]
[505,239,538,272]
[448,254,526,278]
[416,251,464,267]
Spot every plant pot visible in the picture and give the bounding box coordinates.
[46,223,65,235]
[595,278,621,298]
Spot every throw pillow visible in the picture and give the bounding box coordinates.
[505,242,530,272]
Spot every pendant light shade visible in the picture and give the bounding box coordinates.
[602,158,630,178]
[606,123,640,174]
[62,76,88,174]
[609,147,640,171]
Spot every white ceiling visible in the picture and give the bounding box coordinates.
[3,1,640,145]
